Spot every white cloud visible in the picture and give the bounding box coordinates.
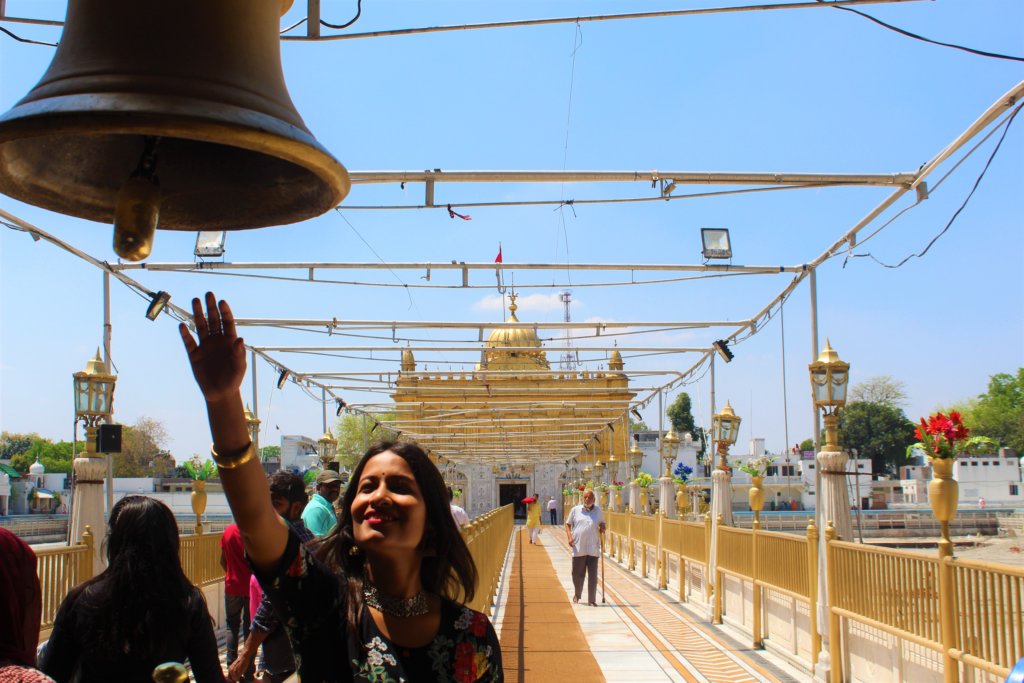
[472,292,583,313]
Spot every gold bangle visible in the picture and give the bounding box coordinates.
[211,441,256,469]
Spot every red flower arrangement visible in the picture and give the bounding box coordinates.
[578,485,586,492]
[911,411,970,460]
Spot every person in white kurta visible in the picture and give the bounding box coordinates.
[564,489,605,605]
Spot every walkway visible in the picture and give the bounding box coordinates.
[494,527,804,683]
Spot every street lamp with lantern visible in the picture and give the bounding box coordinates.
[318,430,338,470]
[73,349,117,454]
[659,428,680,478]
[808,339,850,451]
[807,341,853,680]
[711,402,742,470]
[628,439,644,480]
[243,404,261,456]
[71,349,117,573]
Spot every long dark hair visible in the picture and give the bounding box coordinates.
[75,495,196,659]
[317,441,478,632]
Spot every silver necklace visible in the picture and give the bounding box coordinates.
[363,584,429,618]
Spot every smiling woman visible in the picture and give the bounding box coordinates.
[180,293,502,683]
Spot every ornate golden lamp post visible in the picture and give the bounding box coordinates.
[243,404,261,455]
[808,340,852,682]
[808,340,850,450]
[628,440,644,480]
[660,428,680,478]
[711,402,742,470]
[709,402,741,528]
[71,349,116,573]
[317,430,338,470]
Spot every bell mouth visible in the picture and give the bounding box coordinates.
[0,93,350,231]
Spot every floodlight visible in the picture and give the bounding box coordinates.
[276,368,290,389]
[194,231,227,258]
[145,291,170,320]
[630,408,644,422]
[712,339,734,363]
[336,399,347,416]
[701,228,732,260]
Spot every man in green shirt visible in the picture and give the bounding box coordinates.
[301,469,342,537]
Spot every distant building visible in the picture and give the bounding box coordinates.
[279,435,319,472]
[900,453,1024,507]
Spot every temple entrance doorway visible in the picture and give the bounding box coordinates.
[499,482,528,520]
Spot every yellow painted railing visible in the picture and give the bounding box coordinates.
[828,538,941,648]
[463,503,514,615]
[949,556,1024,677]
[35,526,95,639]
[756,529,811,599]
[37,527,225,639]
[179,530,226,587]
[717,526,754,578]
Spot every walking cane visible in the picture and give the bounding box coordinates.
[600,532,606,604]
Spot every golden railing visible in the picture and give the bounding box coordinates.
[757,529,811,599]
[463,503,514,615]
[179,530,226,587]
[35,526,95,639]
[828,538,941,648]
[949,556,1024,677]
[37,527,226,640]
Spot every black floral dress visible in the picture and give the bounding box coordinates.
[253,529,503,683]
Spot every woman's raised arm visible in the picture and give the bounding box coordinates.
[179,292,287,570]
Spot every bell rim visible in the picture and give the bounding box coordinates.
[0,94,350,228]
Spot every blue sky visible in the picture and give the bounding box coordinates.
[1,1,1022,463]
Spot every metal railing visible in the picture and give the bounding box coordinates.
[35,526,95,638]
[949,556,1024,677]
[179,530,226,587]
[463,504,514,615]
[36,528,225,639]
[828,538,942,647]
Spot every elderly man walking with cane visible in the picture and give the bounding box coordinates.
[565,489,605,606]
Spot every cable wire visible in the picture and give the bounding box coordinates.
[847,102,1021,269]
[822,2,1024,63]
[320,0,362,30]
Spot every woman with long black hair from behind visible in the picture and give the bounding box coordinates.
[179,292,502,682]
[39,496,224,683]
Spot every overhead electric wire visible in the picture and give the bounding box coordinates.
[341,182,843,211]
[0,24,56,46]
[847,103,1021,269]
[822,2,1024,63]
[276,0,928,42]
[319,0,362,30]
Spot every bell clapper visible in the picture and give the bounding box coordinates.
[113,136,161,261]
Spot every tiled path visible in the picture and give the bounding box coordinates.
[496,526,804,683]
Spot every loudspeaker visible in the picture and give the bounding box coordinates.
[97,423,123,453]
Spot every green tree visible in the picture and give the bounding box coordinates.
[849,375,908,407]
[112,416,175,477]
[332,412,398,469]
[666,392,707,458]
[951,369,1024,454]
[838,401,917,476]
[1,431,38,460]
[10,437,80,474]
[799,438,815,452]
[259,445,281,461]
[628,418,650,432]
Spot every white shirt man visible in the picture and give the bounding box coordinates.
[546,496,558,525]
[564,489,605,605]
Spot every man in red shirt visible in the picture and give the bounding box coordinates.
[220,523,253,679]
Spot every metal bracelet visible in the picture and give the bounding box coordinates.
[211,441,256,469]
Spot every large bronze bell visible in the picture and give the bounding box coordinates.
[0,0,349,260]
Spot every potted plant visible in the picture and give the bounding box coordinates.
[672,463,693,512]
[184,455,216,528]
[907,411,970,536]
[634,471,655,512]
[735,455,775,518]
[610,480,625,510]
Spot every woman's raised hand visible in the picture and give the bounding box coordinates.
[179,292,246,404]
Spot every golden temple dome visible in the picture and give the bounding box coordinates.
[481,294,549,371]
[401,346,416,372]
